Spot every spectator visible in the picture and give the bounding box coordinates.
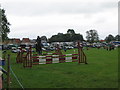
[35,36,43,55]
[0,66,7,80]
[63,46,67,52]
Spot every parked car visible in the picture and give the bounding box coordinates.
[7,44,18,50]
[65,46,74,49]
[11,47,17,50]
[25,47,35,52]
[1,45,9,50]
[42,48,46,51]
[11,49,20,53]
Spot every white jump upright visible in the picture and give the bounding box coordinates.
[52,55,59,63]
[65,54,72,62]
[39,56,46,64]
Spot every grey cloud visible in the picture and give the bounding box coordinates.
[101,2,118,8]
[9,24,66,38]
[4,1,117,16]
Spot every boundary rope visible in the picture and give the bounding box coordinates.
[10,66,24,89]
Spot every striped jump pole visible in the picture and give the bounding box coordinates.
[32,54,79,65]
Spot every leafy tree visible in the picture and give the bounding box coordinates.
[48,30,84,42]
[63,34,71,42]
[71,34,84,41]
[67,29,75,35]
[57,33,63,36]
[49,33,70,42]
[0,8,10,42]
[86,29,99,43]
[48,35,58,42]
[105,34,115,42]
[67,29,84,41]
[41,36,47,41]
[115,35,120,41]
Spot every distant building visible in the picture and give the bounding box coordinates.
[2,38,46,46]
[3,38,21,45]
[13,38,21,45]
[21,38,30,45]
[30,39,36,46]
[99,40,106,43]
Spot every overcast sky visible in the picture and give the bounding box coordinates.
[1,0,118,40]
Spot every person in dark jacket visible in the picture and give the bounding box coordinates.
[35,36,42,55]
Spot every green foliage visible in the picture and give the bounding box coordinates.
[48,29,84,42]
[41,36,47,41]
[114,35,120,41]
[0,8,10,42]
[86,30,99,43]
[67,29,75,34]
[105,34,115,43]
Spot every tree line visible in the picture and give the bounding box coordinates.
[1,8,120,43]
[48,29,84,43]
[47,29,120,43]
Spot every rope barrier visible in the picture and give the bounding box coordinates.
[10,66,24,89]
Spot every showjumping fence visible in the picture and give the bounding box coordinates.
[16,42,87,68]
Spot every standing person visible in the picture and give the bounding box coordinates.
[35,36,42,55]
[0,66,8,89]
[63,46,67,52]
[109,43,112,51]
[0,66,7,80]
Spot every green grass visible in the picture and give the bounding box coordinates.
[2,48,118,88]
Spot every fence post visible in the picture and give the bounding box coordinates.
[29,45,32,67]
[7,54,10,89]
[77,41,81,64]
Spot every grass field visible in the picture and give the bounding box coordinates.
[2,48,118,88]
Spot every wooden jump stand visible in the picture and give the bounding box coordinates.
[16,46,32,68]
[16,42,87,68]
[16,47,25,63]
[77,41,87,64]
[23,46,32,68]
